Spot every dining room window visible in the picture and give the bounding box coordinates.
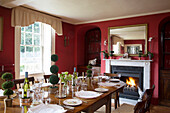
[20,22,43,75]
[19,22,55,76]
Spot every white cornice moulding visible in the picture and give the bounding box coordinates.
[75,10,170,25]
[0,0,34,8]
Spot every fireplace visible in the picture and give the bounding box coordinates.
[111,66,143,100]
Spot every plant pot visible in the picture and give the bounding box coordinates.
[148,54,152,60]
[87,77,93,89]
[4,98,13,107]
[49,87,58,94]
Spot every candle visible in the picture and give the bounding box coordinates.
[59,78,62,97]
[82,72,84,82]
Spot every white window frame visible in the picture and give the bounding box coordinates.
[20,22,43,75]
[15,22,56,79]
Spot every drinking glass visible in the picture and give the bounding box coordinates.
[81,83,87,91]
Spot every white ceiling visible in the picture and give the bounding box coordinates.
[0,0,170,24]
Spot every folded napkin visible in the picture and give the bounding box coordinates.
[41,83,52,87]
[0,89,4,96]
[28,103,66,113]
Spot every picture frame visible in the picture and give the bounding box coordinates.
[0,17,3,51]
[124,44,142,54]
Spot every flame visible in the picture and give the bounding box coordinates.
[126,77,136,87]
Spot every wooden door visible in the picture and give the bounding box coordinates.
[160,21,170,106]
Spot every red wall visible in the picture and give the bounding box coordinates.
[75,12,170,103]
[0,6,75,74]
[0,6,14,70]
[56,22,75,73]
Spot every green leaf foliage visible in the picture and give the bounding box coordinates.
[1,72,13,80]
[2,81,14,89]
[51,54,58,62]
[87,70,92,74]
[87,74,92,77]
[87,65,92,69]
[3,89,13,96]
[49,75,59,85]
[50,65,59,74]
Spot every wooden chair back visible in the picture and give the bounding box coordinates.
[13,77,35,89]
[104,73,119,78]
[134,85,155,113]
[43,75,51,83]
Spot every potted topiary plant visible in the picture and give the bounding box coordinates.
[1,72,14,107]
[86,65,93,87]
[101,50,109,59]
[86,65,92,78]
[148,51,154,60]
[109,51,114,59]
[49,54,59,93]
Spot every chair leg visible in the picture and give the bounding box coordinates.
[114,95,117,109]
[117,92,120,107]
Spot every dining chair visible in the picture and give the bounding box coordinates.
[112,85,155,113]
[13,77,35,89]
[43,75,51,83]
[104,73,121,109]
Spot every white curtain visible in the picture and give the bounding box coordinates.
[11,6,63,35]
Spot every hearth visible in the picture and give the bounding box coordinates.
[111,66,143,100]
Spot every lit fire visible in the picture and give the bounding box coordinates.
[126,77,136,87]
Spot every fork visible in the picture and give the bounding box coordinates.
[60,105,74,110]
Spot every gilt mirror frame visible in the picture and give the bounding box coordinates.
[108,24,148,56]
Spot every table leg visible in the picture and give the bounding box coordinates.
[114,92,118,109]
[106,94,111,113]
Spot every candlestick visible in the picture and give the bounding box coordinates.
[82,72,85,83]
[59,79,62,97]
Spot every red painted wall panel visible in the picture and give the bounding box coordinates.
[0,6,14,68]
[75,12,170,102]
[56,22,75,74]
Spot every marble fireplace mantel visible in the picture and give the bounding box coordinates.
[104,59,152,90]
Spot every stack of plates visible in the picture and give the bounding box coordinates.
[94,88,109,93]
[109,79,120,83]
[75,90,102,99]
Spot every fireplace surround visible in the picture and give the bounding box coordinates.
[111,66,143,99]
[104,59,152,99]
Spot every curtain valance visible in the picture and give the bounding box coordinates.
[11,7,63,35]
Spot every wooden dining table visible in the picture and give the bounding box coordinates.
[0,79,125,113]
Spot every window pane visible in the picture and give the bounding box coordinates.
[21,33,24,45]
[25,33,32,45]
[21,27,24,32]
[20,46,25,57]
[34,34,40,45]
[34,23,40,33]
[34,47,41,57]
[20,46,25,53]
[26,46,33,57]
[25,25,32,32]
[20,65,25,73]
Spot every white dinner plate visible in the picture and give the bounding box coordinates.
[63,99,82,106]
[109,79,120,83]
[75,90,102,99]
[94,88,109,93]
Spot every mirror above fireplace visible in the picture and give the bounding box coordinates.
[108,24,148,56]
